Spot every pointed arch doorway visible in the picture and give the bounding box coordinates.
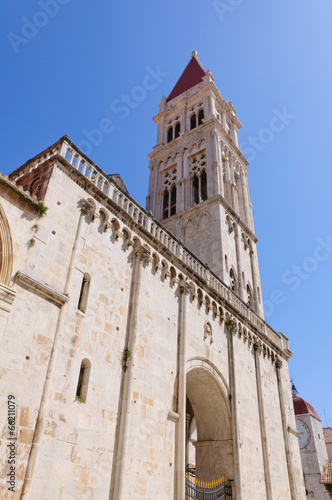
[186,365,234,482]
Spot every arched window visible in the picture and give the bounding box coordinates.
[76,359,91,403]
[190,114,197,130]
[167,127,173,143]
[230,268,236,292]
[78,273,91,313]
[200,170,207,202]
[163,189,169,219]
[170,185,176,216]
[198,108,204,125]
[174,122,180,138]
[247,285,253,307]
[192,175,199,205]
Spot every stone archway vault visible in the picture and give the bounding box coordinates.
[186,364,234,482]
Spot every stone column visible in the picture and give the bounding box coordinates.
[175,280,190,500]
[224,156,232,205]
[209,93,216,118]
[110,246,149,500]
[249,240,259,313]
[211,131,222,197]
[234,225,244,300]
[146,162,153,211]
[276,359,297,500]
[184,155,190,210]
[186,413,191,469]
[226,318,242,500]
[240,170,251,228]
[254,340,272,500]
[21,199,94,499]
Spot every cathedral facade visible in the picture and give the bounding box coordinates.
[0,54,305,499]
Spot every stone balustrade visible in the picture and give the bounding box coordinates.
[10,136,286,354]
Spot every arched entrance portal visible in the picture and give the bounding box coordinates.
[186,366,233,482]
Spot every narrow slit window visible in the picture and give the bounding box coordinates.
[230,269,236,292]
[190,114,197,130]
[174,122,180,138]
[200,170,207,201]
[170,185,176,216]
[247,285,252,307]
[167,127,173,143]
[76,358,91,403]
[192,175,199,205]
[78,273,91,313]
[198,108,204,125]
[163,189,169,219]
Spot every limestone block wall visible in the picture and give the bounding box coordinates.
[22,166,134,500]
[233,336,266,500]
[0,286,61,500]
[121,263,179,499]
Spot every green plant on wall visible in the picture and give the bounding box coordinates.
[37,201,48,218]
[122,349,131,370]
[27,238,35,248]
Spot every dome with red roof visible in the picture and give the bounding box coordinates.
[293,396,320,420]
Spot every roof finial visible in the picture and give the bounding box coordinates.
[192,50,198,57]
[291,379,298,398]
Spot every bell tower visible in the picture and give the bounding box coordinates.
[147,52,264,317]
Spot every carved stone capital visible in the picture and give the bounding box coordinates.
[79,198,94,217]
[138,248,151,265]
[225,317,236,332]
[179,280,191,295]
[275,357,283,368]
[254,339,262,353]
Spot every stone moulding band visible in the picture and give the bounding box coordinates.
[0,283,16,313]
[15,271,69,307]
[10,136,289,356]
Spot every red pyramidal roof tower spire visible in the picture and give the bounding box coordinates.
[167,51,206,102]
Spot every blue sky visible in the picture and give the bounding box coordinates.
[2,1,332,425]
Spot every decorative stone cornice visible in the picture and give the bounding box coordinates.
[0,174,40,212]
[148,116,247,167]
[218,195,258,243]
[15,271,69,307]
[0,283,16,313]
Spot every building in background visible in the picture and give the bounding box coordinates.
[0,53,305,499]
[293,387,332,498]
[323,428,332,461]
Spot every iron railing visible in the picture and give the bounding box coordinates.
[186,473,232,500]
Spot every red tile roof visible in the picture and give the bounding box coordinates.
[293,396,320,420]
[324,428,332,444]
[167,55,206,102]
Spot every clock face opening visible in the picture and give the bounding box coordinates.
[296,421,309,447]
